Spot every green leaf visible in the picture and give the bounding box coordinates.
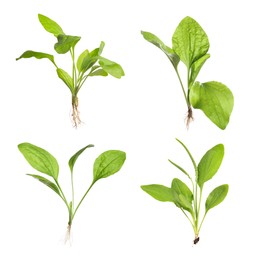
[141,31,180,69]
[189,54,210,85]
[68,144,94,173]
[99,57,125,78]
[168,159,190,179]
[56,68,73,92]
[18,143,59,180]
[178,194,194,214]
[172,16,209,68]
[93,150,126,182]
[205,184,229,213]
[80,48,99,72]
[141,184,174,202]
[89,69,108,77]
[197,144,224,187]
[77,49,89,72]
[98,41,105,56]
[190,81,234,129]
[54,34,81,54]
[16,51,57,67]
[27,174,61,197]
[38,14,64,37]
[171,178,193,203]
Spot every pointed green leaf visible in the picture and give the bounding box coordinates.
[205,184,229,212]
[141,184,174,202]
[93,150,126,182]
[98,41,105,55]
[198,144,224,187]
[190,81,234,129]
[16,51,57,67]
[69,144,94,173]
[172,16,209,68]
[141,31,180,69]
[99,57,124,78]
[171,178,193,203]
[81,48,99,72]
[27,174,61,197]
[189,54,210,85]
[77,49,89,72]
[18,143,59,180]
[56,68,73,92]
[54,34,81,54]
[89,69,108,77]
[168,159,191,179]
[38,14,64,37]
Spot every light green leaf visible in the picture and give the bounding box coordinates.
[99,57,125,78]
[81,48,99,72]
[205,184,229,213]
[18,143,59,180]
[198,144,224,187]
[93,150,126,182]
[178,194,194,214]
[190,81,234,129]
[56,68,73,92]
[98,41,105,55]
[168,159,190,179]
[171,178,193,203]
[172,16,209,68]
[89,69,108,77]
[189,54,210,85]
[141,31,180,69]
[54,34,81,54]
[77,49,89,72]
[141,184,174,202]
[68,144,94,173]
[27,174,61,197]
[16,51,57,67]
[38,14,64,37]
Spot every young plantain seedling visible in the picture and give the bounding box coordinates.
[18,142,126,242]
[141,139,228,244]
[16,14,125,127]
[141,16,234,129]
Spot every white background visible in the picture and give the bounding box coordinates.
[1,0,259,259]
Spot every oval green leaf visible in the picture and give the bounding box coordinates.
[93,150,126,182]
[56,68,73,92]
[80,48,99,72]
[77,49,89,72]
[190,81,234,129]
[171,178,193,203]
[205,184,229,213]
[18,143,59,180]
[68,144,94,173]
[141,184,174,202]
[38,14,64,37]
[27,174,61,197]
[198,144,224,187]
[54,34,81,54]
[172,16,209,68]
[98,57,125,79]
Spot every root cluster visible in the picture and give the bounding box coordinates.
[185,107,194,129]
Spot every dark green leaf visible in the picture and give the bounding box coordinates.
[89,69,108,77]
[18,143,59,180]
[141,31,180,69]
[54,34,81,54]
[171,178,193,203]
[205,184,229,212]
[56,68,73,92]
[190,81,234,129]
[38,14,64,37]
[16,51,57,67]
[93,150,126,182]
[27,174,61,197]
[198,144,224,187]
[69,144,94,173]
[141,184,174,202]
[99,57,125,78]
[77,49,89,72]
[172,16,209,68]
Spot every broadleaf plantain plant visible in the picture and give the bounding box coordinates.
[16,14,125,127]
[141,139,228,244]
[18,142,126,242]
[141,16,234,129]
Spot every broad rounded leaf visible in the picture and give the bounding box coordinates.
[141,184,174,202]
[18,143,59,180]
[54,35,81,54]
[141,31,180,69]
[205,184,229,212]
[38,14,64,37]
[69,144,94,173]
[27,174,61,197]
[93,150,126,182]
[190,81,234,129]
[172,16,209,68]
[198,144,224,187]
[99,57,125,78]
[56,68,73,92]
[171,178,193,203]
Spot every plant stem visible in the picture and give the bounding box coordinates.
[175,68,189,107]
[198,212,207,233]
[71,172,75,211]
[181,208,196,233]
[54,179,70,210]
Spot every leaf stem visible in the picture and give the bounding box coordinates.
[54,179,70,210]
[175,68,189,107]
[71,172,75,211]
[181,208,195,233]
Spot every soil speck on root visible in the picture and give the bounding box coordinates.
[193,236,200,245]
[185,107,194,129]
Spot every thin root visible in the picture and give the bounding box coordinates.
[185,107,194,129]
[64,224,72,245]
